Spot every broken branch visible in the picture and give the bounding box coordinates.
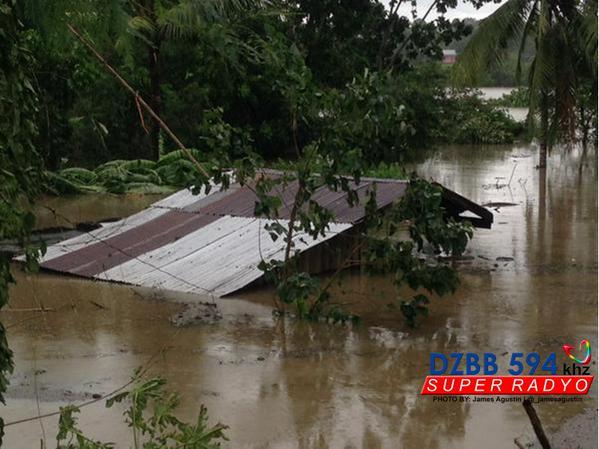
[523,398,552,449]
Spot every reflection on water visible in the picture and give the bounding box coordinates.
[2,144,597,448]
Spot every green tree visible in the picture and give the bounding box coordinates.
[454,0,597,168]
[55,373,227,448]
[0,0,45,441]
[18,0,267,163]
[233,62,476,324]
[284,0,473,87]
[114,0,267,160]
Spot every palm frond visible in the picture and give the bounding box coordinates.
[159,0,265,40]
[579,0,598,71]
[453,0,532,86]
[527,0,555,115]
[527,36,554,115]
[160,1,201,40]
[516,0,539,82]
[127,15,158,47]
[200,0,272,21]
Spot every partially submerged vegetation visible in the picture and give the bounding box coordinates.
[489,87,530,108]
[0,2,46,439]
[47,150,204,195]
[1,0,597,446]
[454,0,598,166]
[42,85,524,202]
[442,89,525,144]
[57,372,227,449]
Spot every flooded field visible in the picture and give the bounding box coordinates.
[2,144,597,448]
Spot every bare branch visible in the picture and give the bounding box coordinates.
[67,23,209,178]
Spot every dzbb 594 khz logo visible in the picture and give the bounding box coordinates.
[420,339,594,396]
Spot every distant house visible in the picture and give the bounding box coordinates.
[442,49,457,65]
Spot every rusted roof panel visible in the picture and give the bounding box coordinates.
[98,217,352,297]
[30,171,492,297]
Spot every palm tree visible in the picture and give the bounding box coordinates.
[18,0,267,160]
[453,0,597,168]
[116,0,268,159]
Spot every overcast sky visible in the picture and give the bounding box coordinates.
[385,0,505,20]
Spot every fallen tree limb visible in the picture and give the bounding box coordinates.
[2,308,55,313]
[89,300,107,310]
[523,398,552,449]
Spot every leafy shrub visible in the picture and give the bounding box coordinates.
[363,178,473,325]
[489,87,530,108]
[364,162,408,179]
[307,68,446,165]
[441,89,524,144]
[56,374,227,449]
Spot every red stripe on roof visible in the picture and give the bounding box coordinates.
[40,174,410,278]
[41,211,219,276]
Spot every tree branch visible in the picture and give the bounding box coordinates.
[67,23,209,178]
[522,399,552,449]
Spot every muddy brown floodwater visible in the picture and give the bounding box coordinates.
[2,144,597,448]
[31,193,166,230]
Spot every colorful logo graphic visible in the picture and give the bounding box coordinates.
[562,339,591,365]
[422,340,595,396]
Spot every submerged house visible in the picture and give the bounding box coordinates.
[33,171,492,298]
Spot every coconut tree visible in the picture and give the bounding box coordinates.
[453,0,596,168]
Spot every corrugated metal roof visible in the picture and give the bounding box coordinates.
[31,172,492,297]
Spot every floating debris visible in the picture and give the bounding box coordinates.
[170,302,223,326]
[482,202,519,208]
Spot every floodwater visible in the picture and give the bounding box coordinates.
[478,87,528,122]
[32,193,165,230]
[478,86,516,100]
[2,144,597,448]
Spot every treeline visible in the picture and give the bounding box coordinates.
[17,0,520,170]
